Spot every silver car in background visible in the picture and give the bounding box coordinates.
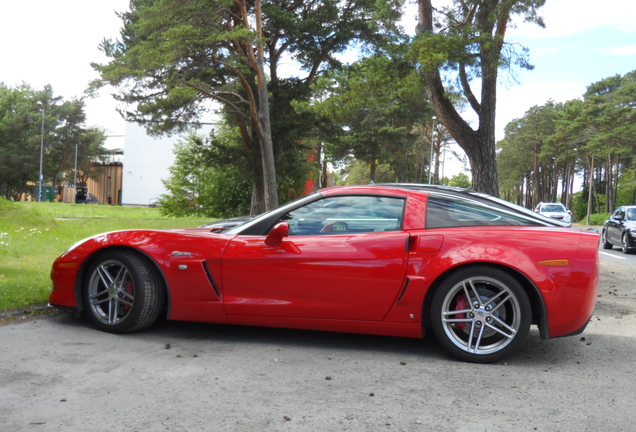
[534,202,573,227]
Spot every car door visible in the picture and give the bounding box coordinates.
[608,207,624,244]
[220,195,409,322]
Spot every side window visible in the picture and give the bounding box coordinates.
[281,196,404,235]
[426,196,540,228]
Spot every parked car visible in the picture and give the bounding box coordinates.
[602,205,636,254]
[75,187,98,204]
[149,194,166,208]
[49,184,599,363]
[534,202,572,227]
[200,216,254,232]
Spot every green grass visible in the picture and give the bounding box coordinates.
[0,199,210,311]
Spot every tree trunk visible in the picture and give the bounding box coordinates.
[417,0,501,196]
[369,161,377,183]
[250,180,266,215]
[254,0,278,211]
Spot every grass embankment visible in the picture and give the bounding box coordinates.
[0,199,209,311]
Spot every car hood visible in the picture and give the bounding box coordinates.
[60,228,237,263]
[541,212,570,219]
[622,221,636,229]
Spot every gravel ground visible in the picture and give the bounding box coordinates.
[1,257,635,432]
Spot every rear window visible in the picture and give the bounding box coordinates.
[426,196,542,228]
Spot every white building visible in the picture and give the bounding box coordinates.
[120,122,178,206]
[121,122,213,206]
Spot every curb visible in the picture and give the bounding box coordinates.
[0,304,54,320]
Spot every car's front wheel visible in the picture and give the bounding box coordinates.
[431,266,531,363]
[83,250,165,333]
[622,234,633,254]
[601,230,613,249]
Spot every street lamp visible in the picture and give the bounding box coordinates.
[38,107,45,201]
[428,116,436,184]
[74,142,78,187]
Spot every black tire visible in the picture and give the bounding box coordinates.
[83,250,165,334]
[430,266,531,363]
[601,230,613,250]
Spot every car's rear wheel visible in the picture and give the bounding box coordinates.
[431,266,531,363]
[83,250,165,334]
[601,230,613,249]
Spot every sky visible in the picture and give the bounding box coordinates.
[1,0,635,173]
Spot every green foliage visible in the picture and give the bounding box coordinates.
[497,102,563,206]
[160,132,252,218]
[616,170,636,206]
[447,172,472,188]
[339,161,397,185]
[498,70,636,211]
[571,188,607,223]
[300,53,431,182]
[409,0,547,195]
[0,198,208,311]
[93,0,406,211]
[588,213,611,226]
[570,191,589,222]
[0,83,105,200]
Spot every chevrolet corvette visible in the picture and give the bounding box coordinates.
[49,184,599,363]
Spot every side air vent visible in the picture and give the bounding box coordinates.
[395,278,410,304]
[202,261,221,299]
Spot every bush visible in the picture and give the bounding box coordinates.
[589,213,610,226]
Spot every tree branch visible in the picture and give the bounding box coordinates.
[459,63,480,115]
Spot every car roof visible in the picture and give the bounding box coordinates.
[230,183,570,234]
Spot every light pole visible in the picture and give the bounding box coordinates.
[441,143,446,182]
[74,142,78,187]
[428,116,436,184]
[38,107,45,201]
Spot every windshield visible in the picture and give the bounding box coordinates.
[542,204,566,213]
[627,208,636,221]
[224,192,321,235]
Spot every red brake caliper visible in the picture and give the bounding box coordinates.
[455,295,467,331]
[124,281,134,310]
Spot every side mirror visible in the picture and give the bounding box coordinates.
[265,222,289,246]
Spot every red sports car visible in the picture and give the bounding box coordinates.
[49,184,599,363]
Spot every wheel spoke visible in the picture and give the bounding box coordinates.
[96,265,114,286]
[487,315,516,338]
[113,266,129,288]
[486,291,510,314]
[90,297,109,306]
[89,288,108,301]
[108,298,118,324]
[443,316,472,323]
[443,308,472,318]
[469,324,486,353]
[118,295,134,307]
[463,280,481,306]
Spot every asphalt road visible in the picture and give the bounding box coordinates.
[1,250,635,432]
